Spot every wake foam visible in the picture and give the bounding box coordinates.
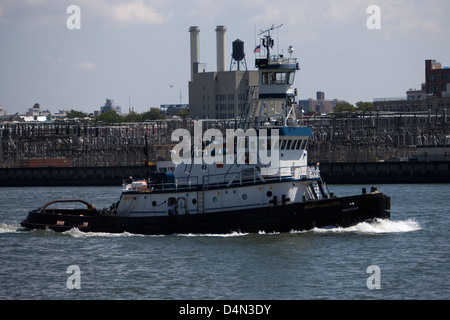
[4,219,421,237]
[177,231,249,238]
[0,223,21,234]
[63,228,145,238]
[65,229,249,238]
[305,219,421,234]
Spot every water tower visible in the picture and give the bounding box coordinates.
[229,39,247,71]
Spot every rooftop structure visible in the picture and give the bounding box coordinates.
[188,25,259,120]
[160,104,189,117]
[100,98,121,115]
[298,91,345,114]
[425,59,450,97]
[21,103,51,122]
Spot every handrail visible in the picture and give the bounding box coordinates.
[38,199,96,212]
[123,164,321,193]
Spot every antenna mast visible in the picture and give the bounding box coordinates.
[258,24,283,60]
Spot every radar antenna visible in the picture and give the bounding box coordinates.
[258,24,283,60]
[258,24,283,36]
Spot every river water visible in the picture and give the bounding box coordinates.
[0,184,448,300]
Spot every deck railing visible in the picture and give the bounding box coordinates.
[123,164,321,193]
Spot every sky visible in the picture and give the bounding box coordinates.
[0,0,449,115]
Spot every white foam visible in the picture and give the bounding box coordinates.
[0,223,21,234]
[63,228,250,238]
[63,228,145,238]
[258,230,281,235]
[309,219,422,234]
[5,219,421,238]
[177,231,249,237]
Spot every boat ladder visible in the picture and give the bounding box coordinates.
[197,190,204,213]
[313,182,323,199]
[307,182,322,200]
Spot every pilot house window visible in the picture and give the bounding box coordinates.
[262,72,295,85]
[279,139,307,150]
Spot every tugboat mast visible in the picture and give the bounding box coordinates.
[259,24,283,61]
[250,24,299,127]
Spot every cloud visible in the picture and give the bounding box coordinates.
[381,0,445,36]
[322,0,367,23]
[109,1,172,25]
[81,0,172,26]
[0,0,172,27]
[321,0,447,37]
[74,60,99,71]
[0,6,5,23]
[42,52,66,63]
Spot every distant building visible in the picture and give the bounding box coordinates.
[298,91,345,114]
[160,104,189,117]
[374,59,450,113]
[443,83,450,98]
[188,25,260,119]
[52,109,69,120]
[21,103,51,122]
[0,106,7,116]
[0,105,23,122]
[425,59,450,97]
[189,70,259,119]
[100,98,121,114]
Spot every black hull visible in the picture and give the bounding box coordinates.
[21,193,390,235]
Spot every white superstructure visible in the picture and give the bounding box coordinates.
[116,25,329,218]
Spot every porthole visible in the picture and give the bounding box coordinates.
[192,199,197,204]
[242,194,247,200]
[213,197,218,203]
[266,191,272,197]
[152,201,157,206]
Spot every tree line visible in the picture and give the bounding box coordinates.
[332,101,373,116]
[302,101,374,118]
[66,108,189,123]
[65,101,371,123]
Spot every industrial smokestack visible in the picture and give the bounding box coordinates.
[215,25,226,72]
[189,26,200,81]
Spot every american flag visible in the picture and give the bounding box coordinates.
[253,45,261,53]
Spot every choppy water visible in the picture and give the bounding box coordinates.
[0,184,449,300]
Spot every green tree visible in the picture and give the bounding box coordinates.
[123,111,143,122]
[355,101,373,112]
[141,108,166,121]
[176,109,189,119]
[95,110,123,123]
[66,109,88,119]
[333,102,356,114]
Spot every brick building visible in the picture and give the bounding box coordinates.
[298,91,345,114]
[425,59,450,97]
[374,59,450,113]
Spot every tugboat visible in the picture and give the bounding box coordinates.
[21,26,390,235]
